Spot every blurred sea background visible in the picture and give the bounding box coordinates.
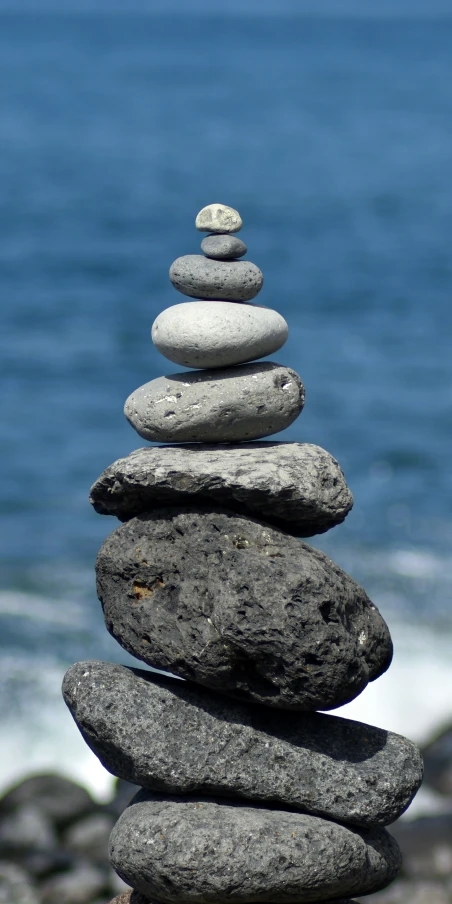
[1,0,451,813]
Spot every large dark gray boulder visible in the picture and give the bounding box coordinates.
[63,660,423,827]
[90,442,353,536]
[96,508,392,711]
[109,791,401,903]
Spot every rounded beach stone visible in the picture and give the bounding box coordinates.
[63,660,423,827]
[201,234,247,260]
[195,203,242,233]
[89,441,353,536]
[123,362,304,444]
[109,791,401,903]
[151,301,288,369]
[169,255,263,301]
[95,507,393,711]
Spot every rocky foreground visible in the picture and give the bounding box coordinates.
[0,741,452,904]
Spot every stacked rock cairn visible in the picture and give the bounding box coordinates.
[63,203,423,904]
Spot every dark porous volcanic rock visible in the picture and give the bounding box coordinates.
[90,442,353,536]
[109,791,401,904]
[169,255,263,301]
[63,660,422,827]
[95,508,392,711]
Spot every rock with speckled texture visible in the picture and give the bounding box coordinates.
[195,203,242,234]
[89,441,353,536]
[109,791,401,903]
[63,660,423,827]
[123,362,304,444]
[169,255,263,301]
[201,234,247,260]
[95,507,393,711]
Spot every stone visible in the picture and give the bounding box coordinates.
[356,880,452,904]
[169,255,263,301]
[152,301,288,369]
[107,894,149,904]
[390,814,452,879]
[106,894,149,904]
[89,442,353,536]
[195,203,242,233]
[39,861,107,904]
[95,507,393,711]
[0,803,57,857]
[109,791,401,903]
[63,813,116,863]
[201,234,247,260]
[0,774,95,830]
[422,723,452,795]
[63,660,423,827]
[124,362,304,444]
[0,862,39,904]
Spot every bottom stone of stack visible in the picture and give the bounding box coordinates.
[107,896,360,904]
[109,792,401,904]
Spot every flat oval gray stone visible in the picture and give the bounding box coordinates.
[201,234,247,260]
[63,661,423,827]
[109,791,401,903]
[95,508,393,711]
[89,442,353,536]
[124,363,304,444]
[169,255,263,301]
[151,301,288,369]
[195,203,242,233]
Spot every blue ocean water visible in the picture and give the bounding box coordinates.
[1,5,451,799]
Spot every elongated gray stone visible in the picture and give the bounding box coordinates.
[89,442,353,536]
[124,362,304,444]
[151,301,288,369]
[201,234,247,260]
[195,203,242,233]
[63,660,423,827]
[95,508,393,711]
[169,255,263,301]
[109,792,401,903]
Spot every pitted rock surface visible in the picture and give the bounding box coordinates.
[89,442,353,536]
[109,791,401,903]
[169,255,263,301]
[124,363,304,444]
[201,234,247,260]
[63,660,423,826]
[95,508,393,711]
[151,301,288,369]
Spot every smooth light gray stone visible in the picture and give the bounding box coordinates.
[63,660,423,827]
[195,203,242,233]
[151,301,288,369]
[124,362,304,444]
[95,508,393,711]
[109,791,401,903]
[169,255,263,301]
[89,441,353,536]
[201,234,247,260]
